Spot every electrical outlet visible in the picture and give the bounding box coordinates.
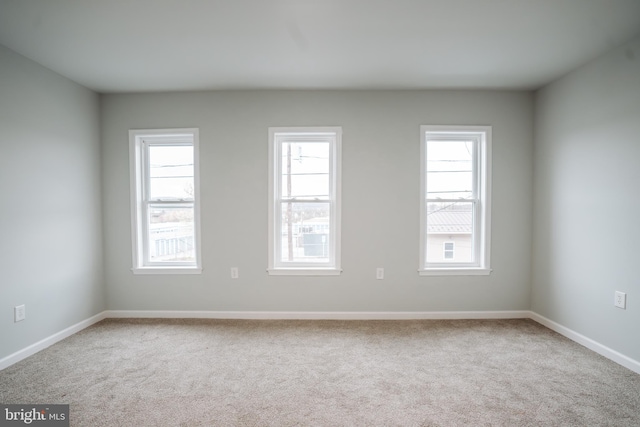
[14,305,25,322]
[231,267,239,279]
[376,268,384,280]
[614,291,626,309]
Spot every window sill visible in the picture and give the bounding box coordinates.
[419,268,492,276]
[267,268,342,276]
[132,267,202,275]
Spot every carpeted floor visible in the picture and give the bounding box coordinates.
[1,318,639,426]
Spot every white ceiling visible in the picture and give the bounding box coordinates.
[1,0,640,93]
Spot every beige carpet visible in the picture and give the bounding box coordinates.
[1,318,639,426]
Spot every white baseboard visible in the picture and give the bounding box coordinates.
[529,312,640,375]
[104,310,531,320]
[0,311,107,371]
[3,310,638,376]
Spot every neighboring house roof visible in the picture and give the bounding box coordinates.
[427,210,472,233]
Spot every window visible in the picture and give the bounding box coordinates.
[420,126,491,275]
[443,242,455,260]
[268,127,342,275]
[129,129,201,274]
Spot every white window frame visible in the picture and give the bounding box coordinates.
[129,128,202,274]
[268,127,342,276]
[419,125,491,276]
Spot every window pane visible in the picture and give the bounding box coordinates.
[280,202,330,263]
[426,140,473,199]
[281,142,329,199]
[281,174,329,199]
[426,201,473,263]
[149,145,194,200]
[148,206,195,263]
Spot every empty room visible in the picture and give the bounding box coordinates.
[1,0,639,425]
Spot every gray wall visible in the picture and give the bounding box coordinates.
[101,90,533,312]
[532,35,640,361]
[0,46,104,360]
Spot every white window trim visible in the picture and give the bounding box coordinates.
[267,127,342,276]
[129,128,202,274]
[419,125,492,276]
